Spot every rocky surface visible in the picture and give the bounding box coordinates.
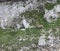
[0,0,58,29]
[0,0,60,51]
[44,4,60,23]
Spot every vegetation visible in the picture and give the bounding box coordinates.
[21,10,50,29]
[45,3,55,10]
[57,0,60,4]
[0,10,60,51]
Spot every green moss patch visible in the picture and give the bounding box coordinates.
[45,3,55,10]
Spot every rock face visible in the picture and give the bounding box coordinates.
[38,34,54,47]
[44,5,60,23]
[0,0,58,29]
[0,1,33,29]
[38,34,46,46]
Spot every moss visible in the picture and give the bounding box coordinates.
[45,3,55,10]
[57,0,60,4]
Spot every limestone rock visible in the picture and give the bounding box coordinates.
[38,34,46,46]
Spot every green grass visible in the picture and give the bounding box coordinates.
[21,10,50,29]
[0,10,59,41]
[0,10,60,51]
[25,28,41,37]
[0,28,40,51]
[21,10,60,33]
